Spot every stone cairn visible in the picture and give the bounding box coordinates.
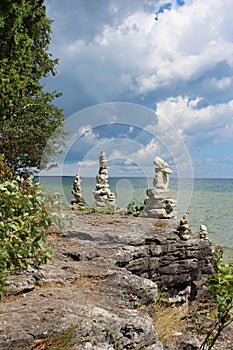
[144,157,177,219]
[176,214,191,240]
[93,150,116,207]
[199,224,208,240]
[71,174,85,206]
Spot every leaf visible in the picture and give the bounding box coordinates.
[0,172,54,294]
[216,295,224,304]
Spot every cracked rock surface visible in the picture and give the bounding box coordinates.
[0,212,214,349]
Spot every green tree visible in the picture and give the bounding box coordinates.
[0,0,65,173]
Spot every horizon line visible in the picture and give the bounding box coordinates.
[36,175,233,180]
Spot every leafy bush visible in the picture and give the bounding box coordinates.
[0,156,53,295]
[73,202,116,215]
[127,201,145,217]
[200,251,233,349]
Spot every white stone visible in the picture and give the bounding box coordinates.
[199,224,208,240]
[153,157,168,168]
[71,174,85,206]
[146,189,169,199]
[144,198,166,209]
[145,157,176,219]
[94,150,115,207]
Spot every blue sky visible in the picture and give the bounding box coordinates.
[43,0,233,178]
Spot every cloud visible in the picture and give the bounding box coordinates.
[109,149,123,159]
[129,139,159,163]
[77,159,97,167]
[78,125,95,139]
[210,77,233,90]
[155,96,233,146]
[44,1,233,177]
[47,0,233,108]
[134,0,233,94]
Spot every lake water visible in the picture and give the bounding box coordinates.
[38,176,233,262]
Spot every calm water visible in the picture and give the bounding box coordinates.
[38,176,233,262]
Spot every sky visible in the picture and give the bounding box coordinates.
[42,0,233,178]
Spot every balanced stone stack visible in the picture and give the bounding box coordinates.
[144,157,177,219]
[93,150,116,207]
[199,224,208,240]
[71,174,85,206]
[176,214,191,240]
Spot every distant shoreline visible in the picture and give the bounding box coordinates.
[36,175,233,180]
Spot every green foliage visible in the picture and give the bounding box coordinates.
[46,325,77,350]
[104,326,122,348]
[45,191,75,233]
[92,203,116,215]
[0,0,56,114]
[0,154,14,181]
[127,201,145,217]
[24,325,77,350]
[200,251,233,349]
[156,285,169,304]
[0,159,53,296]
[0,0,65,172]
[73,202,116,215]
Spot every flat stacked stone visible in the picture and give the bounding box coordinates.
[93,150,116,207]
[199,224,208,240]
[144,157,176,219]
[71,174,85,206]
[176,214,191,240]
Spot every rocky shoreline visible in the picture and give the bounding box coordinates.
[0,212,231,349]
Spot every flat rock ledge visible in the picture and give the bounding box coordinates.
[0,213,216,350]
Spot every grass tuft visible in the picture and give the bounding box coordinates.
[153,220,169,228]
[150,302,185,348]
[27,326,76,350]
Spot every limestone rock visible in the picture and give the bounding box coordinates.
[77,306,162,350]
[177,334,201,350]
[0,229,162,350]
[145,157,176,219]
[153,157,172,190]
[199,224,208,240]
[146,189,170,199]
[71,173,85,206]
[93,150,116,207]
[176,214,191,240]
[0,213,217,349]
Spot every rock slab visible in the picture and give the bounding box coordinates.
[0,213,215,349]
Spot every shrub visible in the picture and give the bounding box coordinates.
[200,251,233,349]
[0,156,53,295]
[127,201,145,217]
[73,202,116,215]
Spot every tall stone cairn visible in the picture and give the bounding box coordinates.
[144,157,177,219]
[93,150,116,207]
[71,174,85,206]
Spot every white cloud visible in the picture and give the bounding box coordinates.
[124,159,134,165]
[79,125,95,139]
[45,1,233,177]
[53,0,233,101]
[134,0,233,93]
[109,149,123,159]
[133,139,159,159]
[155,96,233,146]
[211,77,233,90]
[77,159,97,167]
